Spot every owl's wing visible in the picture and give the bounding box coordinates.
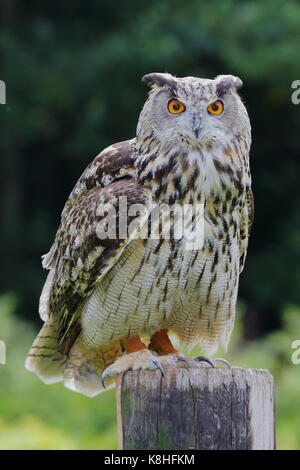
[239,187,254,273]
[39,139,149,339]
[42,140,135,272]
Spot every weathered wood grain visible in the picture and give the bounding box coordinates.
[116,367,275,450]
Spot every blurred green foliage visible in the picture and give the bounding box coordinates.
[0,295,299,450]
[0,0,300,450]
[0,296,117,450]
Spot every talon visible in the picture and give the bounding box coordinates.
[151,358,164,377]
[194,356,215,368]
[176,356,190,366]
[101,364,131,387]
[212,357,231,367]
[101,367,111,388]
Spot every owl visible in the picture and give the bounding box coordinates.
[25,73,253,396]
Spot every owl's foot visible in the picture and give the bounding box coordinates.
[102,349,168,387]
[101,349,190,386]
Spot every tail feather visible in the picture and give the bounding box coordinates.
[63,337,122,396]
[25,318,66,384]
[25,320,123,396]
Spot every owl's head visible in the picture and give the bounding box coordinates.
[137,72,250,150]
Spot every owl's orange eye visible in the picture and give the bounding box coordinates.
[168,99,186,114]
[207,100,224,115]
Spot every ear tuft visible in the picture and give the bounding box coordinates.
[142,72,177,91]
[215,75,243,96]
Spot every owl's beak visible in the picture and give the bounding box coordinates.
[192,115,202,139]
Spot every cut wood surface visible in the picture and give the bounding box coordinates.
[116,367,275,450]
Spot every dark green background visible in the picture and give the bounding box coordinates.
[2,0,300,337]
[0,0,300,450]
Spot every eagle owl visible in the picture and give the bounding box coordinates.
[25,73,253,396]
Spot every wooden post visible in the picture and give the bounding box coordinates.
[116,367,275,450]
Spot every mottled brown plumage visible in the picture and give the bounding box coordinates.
[26,73,253,396]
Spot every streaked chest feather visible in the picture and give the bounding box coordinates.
[82,185,242,350]
[81,144,249,351]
